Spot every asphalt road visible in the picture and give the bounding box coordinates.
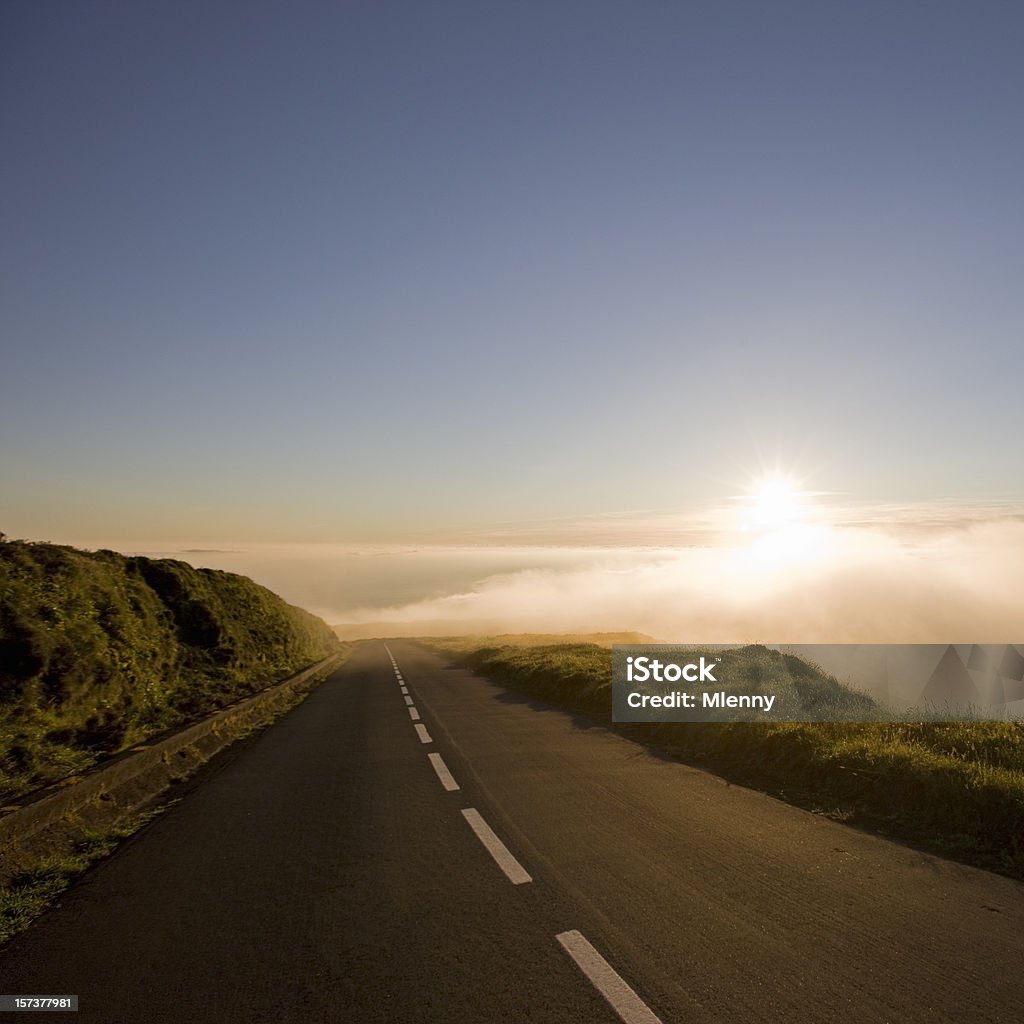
[1,640,1022,1022]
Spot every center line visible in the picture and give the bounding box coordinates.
[414,723,432,744]
[408,706,421,721]
[427,752,460,791]
[555,931,663,1024]
[461,808,532,885]
[403,695,414,705]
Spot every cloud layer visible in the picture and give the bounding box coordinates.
[340,518,1024,643]
[94,505,1024,644]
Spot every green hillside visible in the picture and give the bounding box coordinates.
[0,536,339,799]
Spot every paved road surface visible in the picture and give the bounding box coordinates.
[1,640,1021,1022]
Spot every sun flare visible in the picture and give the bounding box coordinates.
[749,477,804,530]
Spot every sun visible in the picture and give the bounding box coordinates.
[747,476,804,530]
[724,473,830,566]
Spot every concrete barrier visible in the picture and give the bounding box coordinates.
[0,652,345,883]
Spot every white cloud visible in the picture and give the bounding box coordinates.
[343,518,1024,643]
[91,505,1024,643]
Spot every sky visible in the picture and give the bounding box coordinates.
[3,2,1024,636]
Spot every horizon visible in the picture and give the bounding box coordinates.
[15,490,1019,644]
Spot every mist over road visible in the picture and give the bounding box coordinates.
[1,641,1021,1022]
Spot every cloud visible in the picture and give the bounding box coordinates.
[342,518,1024,643]
[89,505,1024,643]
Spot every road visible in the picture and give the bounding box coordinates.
[1,640,1022,1022]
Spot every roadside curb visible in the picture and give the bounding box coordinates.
[0,652,345,883]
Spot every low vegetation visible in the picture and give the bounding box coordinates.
[0,536,339,801]
[0,809,165,944]
[431,637,1024,878]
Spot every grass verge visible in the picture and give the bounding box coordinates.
[430,638,1024,879]
[0,808,168,944]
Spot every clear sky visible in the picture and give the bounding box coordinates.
[3,0,1024,544]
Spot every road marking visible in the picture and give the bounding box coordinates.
[461,808,532,885]
[403,695,414,705]
[555,931,663,1024]
[408,707,421,721]
[400,686,408,695]
[414,723,432,744]
[427,752,460,792]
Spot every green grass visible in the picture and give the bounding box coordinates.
[0,809,167,944]
[431,638,1024,878]
[0,536,339,801]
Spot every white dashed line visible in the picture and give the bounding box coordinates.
[403,695,414,706]
[555,931,663,1024]
[461,808,532,885]
[427,752,460,792]
[408,706,421,721]
[400,686,408,695]
[414,723,432,744]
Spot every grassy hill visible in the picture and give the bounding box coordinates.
[0,536,339,800]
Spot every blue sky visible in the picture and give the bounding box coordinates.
[3,1,1024,543]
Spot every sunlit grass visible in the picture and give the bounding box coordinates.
[432,638,1024,878]
[0,537,339,802]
